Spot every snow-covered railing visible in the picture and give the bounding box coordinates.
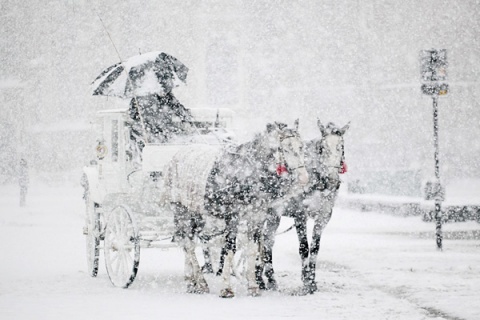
[337,193,480,223]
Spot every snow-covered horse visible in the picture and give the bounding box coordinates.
[258,119,349,295]
[162,122,309,298]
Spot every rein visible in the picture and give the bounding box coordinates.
[275,223,295,236]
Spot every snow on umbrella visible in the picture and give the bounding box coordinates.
[91,51,188,98]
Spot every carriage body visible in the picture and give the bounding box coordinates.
[82,107,234,288]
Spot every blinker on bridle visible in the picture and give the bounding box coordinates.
[277,134,305,171]
[318,134,345,169]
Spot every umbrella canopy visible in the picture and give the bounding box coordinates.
[92,51,188,98]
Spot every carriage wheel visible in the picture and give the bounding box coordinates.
[104,205,140,288]
[85,190,100,277]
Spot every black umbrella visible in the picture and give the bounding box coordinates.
[92,51,188,98]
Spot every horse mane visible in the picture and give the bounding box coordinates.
[227,130,276,171]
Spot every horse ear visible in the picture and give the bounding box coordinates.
[340,122,351,135]
[275,121,288,130]
[317,118,326,136]
[294,118,299,130]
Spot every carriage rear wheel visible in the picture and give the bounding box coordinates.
[85,190,100,277]
[104,205,140,288]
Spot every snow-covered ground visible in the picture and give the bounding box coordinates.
[1,182,479,320]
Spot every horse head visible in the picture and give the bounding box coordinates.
[315,119,349,174]
[265,121,309,186]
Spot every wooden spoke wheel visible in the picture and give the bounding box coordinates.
[104,205,140,288]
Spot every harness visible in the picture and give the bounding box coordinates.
[308,171,340,194]
[303,135,344,195]
[277,134,306,173]
[208,133,296,205]
[316,134,346,172]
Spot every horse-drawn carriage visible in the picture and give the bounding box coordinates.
[82,107,235,288]
[85,51,348,296]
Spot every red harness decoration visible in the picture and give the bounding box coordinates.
[339,161,348,174]
[276,164,289,176]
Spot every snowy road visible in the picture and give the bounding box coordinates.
[0,183,479,320]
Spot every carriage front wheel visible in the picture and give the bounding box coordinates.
[104,205,140,288]
[84,188,100,277]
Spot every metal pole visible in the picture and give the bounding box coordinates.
[432,95,442,250]
[95,12,149,143]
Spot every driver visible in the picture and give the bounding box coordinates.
[129,91,193,151]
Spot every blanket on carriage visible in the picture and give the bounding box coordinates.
[162,144,221,213]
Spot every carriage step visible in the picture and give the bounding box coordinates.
[140,242,178,249]
[139,230,172,238]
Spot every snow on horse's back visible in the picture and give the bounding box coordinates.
[162,144,221,213]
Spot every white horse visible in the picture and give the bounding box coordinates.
[258,119,349,295]
[162,122,309,298]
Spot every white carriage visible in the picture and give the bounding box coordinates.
[82,107,234,288]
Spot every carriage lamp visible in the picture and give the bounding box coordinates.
[96,141,108,160]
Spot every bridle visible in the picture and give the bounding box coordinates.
[317,133,345,172]
[276,133,306,173]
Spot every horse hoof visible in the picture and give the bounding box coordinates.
[306,281,318,294]
[219,288,235,298]
[187,283,210,294]
[288,284,316,296]
[257,279,266,290]
[294,282,317,296]
[248,287,262,297]
[201,263,214,274]
[186,282,195,293]
[289,287,309,296]
[266,280,278,291]
[198,284,210,294]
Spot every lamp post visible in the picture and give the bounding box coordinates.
[420,49,448,250]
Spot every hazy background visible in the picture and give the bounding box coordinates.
[1,0,479,196]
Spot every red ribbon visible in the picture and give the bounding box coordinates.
[339,161,348,174]
[276,164,288,176]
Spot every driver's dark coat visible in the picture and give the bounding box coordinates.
[129,92,192,145]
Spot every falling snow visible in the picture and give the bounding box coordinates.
[1,1,480,319]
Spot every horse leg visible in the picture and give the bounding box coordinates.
[183,244,194,291]
[243,225,263,297]
[305,196,335,294]
[261,208,280,290]
[294,213,311,293]
[219,214,238,298]
[216,246,227,276]
[304,220,322,294]
[183,238,209,294]
[245,236,261,296]
[201,248,214,274]
[254,227,266,290]
[174,203,209,294]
